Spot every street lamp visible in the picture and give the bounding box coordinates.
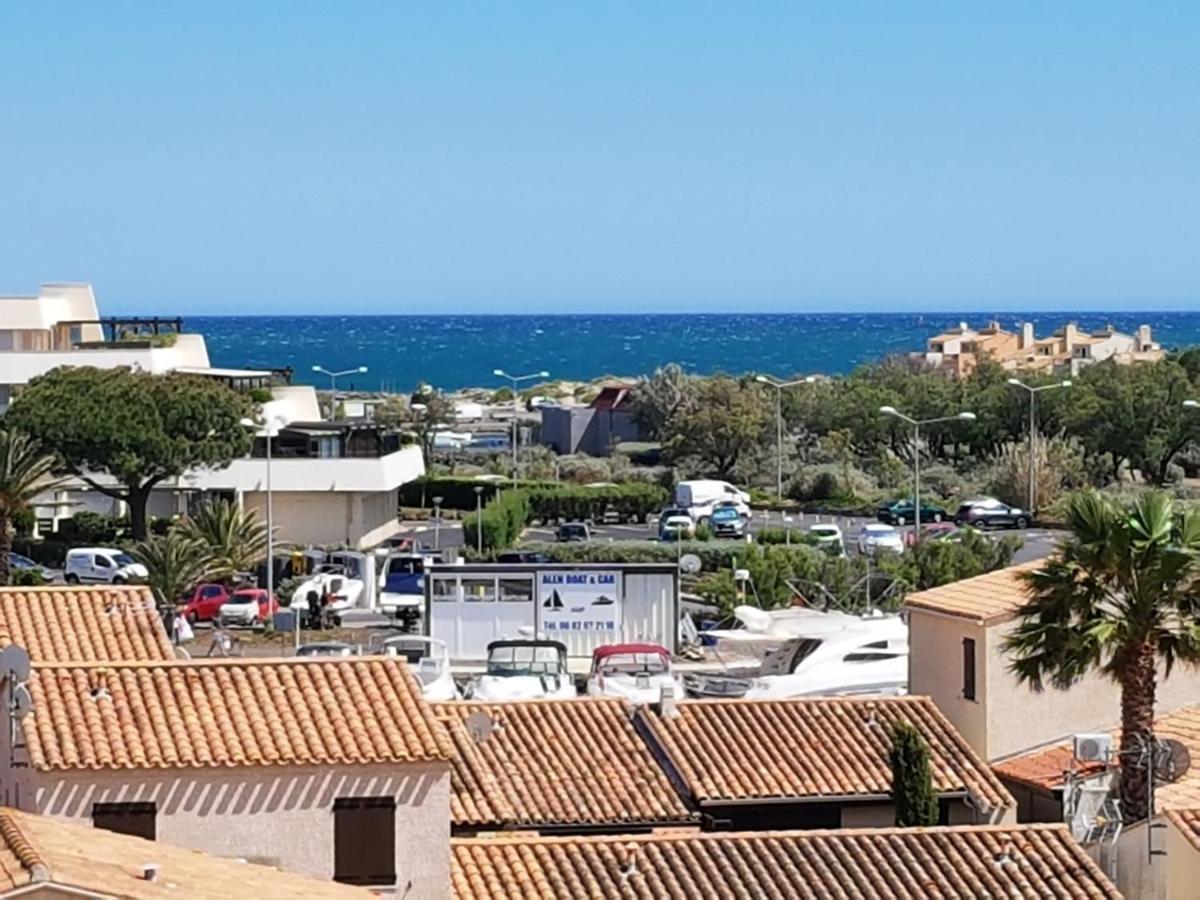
[311,364,368,395]
[473,486,485,555]
[1007,378,1071,516]
[493,368,549,485]
[240,415,288,647]
[432,496,444,551]
[879,406,976,541]
[756,375,817,499]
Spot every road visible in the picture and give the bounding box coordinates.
[397,512,1062,566]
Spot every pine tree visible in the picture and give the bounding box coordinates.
[890,720,939,827]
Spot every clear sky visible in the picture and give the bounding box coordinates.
[2,3,1197,315]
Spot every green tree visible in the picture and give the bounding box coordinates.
[1004,491,1200,821]
[129,530,218,612]
[406,385,456,460]
[0,427,59,586]
[890,720,940,826]
[630,363,696,440]
[6,367,253,539]
[662,376,769,478]
[176,498,269,580]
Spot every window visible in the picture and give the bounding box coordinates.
[962,638,977,701]
[93,802,156,840]
[499,578,533,603]
[334,797,395,886]
[462,578,496,603]
[431,577,458,602]
[94,555,112,569]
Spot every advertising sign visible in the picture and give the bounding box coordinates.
[538,570,621,635]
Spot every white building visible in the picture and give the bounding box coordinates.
[4,283,423,549]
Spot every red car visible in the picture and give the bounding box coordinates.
[181,583,232,623]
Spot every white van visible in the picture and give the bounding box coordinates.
[675,480,751,523]
[64,547,148,584]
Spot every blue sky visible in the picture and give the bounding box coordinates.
[2,3,1197,315]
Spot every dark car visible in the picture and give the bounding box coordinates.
[876,498,949,526]
[556,522,591,542]
[955,498,1029,529]
[497,550,554,564]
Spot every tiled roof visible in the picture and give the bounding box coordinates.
[636,696,1014,811]
[994,704,1200,808]
[0,585,174,662]
[449,825,1120,899]
[435,699,695,829]
[0,806,372,898]
[23,657,455,771]
[1166,809,1200,852]
[903,560,1045,624]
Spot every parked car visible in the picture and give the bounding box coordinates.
[808,524,846,557]
[7,552,56,581]
[63,548,148,584]
[296,642,357,657]
[955,498,1030,529]
[181,583,233,624]
[216,588,278,627]
[876,498,949,526]
[556,522,591,543]
[856,524,905,555]
[586,643,686,704]
[709,506,746,538]
[468,639,577,701]
[659,514,695,542]
[497,550,554,564]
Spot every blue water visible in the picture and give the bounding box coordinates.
[189,312,1200,393]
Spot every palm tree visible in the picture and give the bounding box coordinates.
[1005,490,1200,822]
[0,427,59,586]
[129,531,216,612]
[175,498,269,580]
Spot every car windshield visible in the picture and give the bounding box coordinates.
[559,525,587,537]
[298,645,351,657]
[113,553,136,566]
[486,645,564,677]
[596,651,668,676]
[229,592,261,604]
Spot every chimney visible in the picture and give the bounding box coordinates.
[1021,322,1035,350]
[1063,322,1080,353]
[140,864,160,882]
[658,683,679,719]
[1138,324,1152,350]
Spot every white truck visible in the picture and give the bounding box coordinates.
[674,480,751,523]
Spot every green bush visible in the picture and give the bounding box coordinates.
[399,477,511,510]
[8,568,47,586]
[515,539,753,570]
[11,538,71,568]
[463,490,531,551]
[58,511,126,545]
[755,526,820,547]
[526,483,667,524]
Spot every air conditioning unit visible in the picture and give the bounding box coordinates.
[1073,733,1112,763]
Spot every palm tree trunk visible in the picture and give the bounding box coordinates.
[1119,640,1158,822]
[0,513,11,586]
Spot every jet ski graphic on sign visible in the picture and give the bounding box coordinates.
[591,595,614,606]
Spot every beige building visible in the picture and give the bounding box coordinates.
[1166,809,1200,900]
[632,695,1015,829]
[1,655,455,896]
[906,562,1200,762]
[0,805,374,899]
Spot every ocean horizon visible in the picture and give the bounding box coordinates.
[183,311,1200,393]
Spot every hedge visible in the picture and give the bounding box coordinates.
[463,490,531,552]
[526,483,667,524]
[513,539,771,571]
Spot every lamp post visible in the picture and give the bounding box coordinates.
[493,368,549,484]
[755,375,817,500]
[240,415,288,647]
[1007,378,1071,516]
[311,364,368,403]
[432,496,443,551]
[473,485,484,555]
[879,407,976,542]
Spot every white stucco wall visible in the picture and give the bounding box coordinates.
[243,488,400,548]
[29,762,451,899]
[908,610,989,756]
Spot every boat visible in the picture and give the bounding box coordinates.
[289,564,366,624]
[466,639,577,701]
[378,635,459,701]
[586,643,686,704]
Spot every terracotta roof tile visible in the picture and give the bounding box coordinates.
[449,825,1120,899]
[435,699,695,829]
[1166,809,1200,852]
[22,656,455,771]
[637,696,1014,811]
[903,560,1045,624]
[994,704,1200,808]
[0,806,372,898]
[0,585,174,662]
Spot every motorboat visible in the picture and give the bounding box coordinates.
[377,635,459,701]
[467,639,577,701]
[289,564,366,624]
[743,616,909,699]
[704,604,867,643]
[586,643,686,704]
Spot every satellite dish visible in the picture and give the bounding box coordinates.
[1154,738,1191,784]
[0,646,31,684]
[10,684,33,719]
[465,711,493,744]
[679,554,702,575]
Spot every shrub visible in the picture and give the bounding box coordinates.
[399,477,512,510]
[693,522,713,542]
[890,721,939,827]
[525,483,667,524]
[463,490,531,551]
[755,526,820,547]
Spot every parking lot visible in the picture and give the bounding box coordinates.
[397,510,1063,566]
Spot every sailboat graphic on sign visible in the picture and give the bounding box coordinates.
[544,589,564,610]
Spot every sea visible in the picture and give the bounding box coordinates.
[189,312,1200,394]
